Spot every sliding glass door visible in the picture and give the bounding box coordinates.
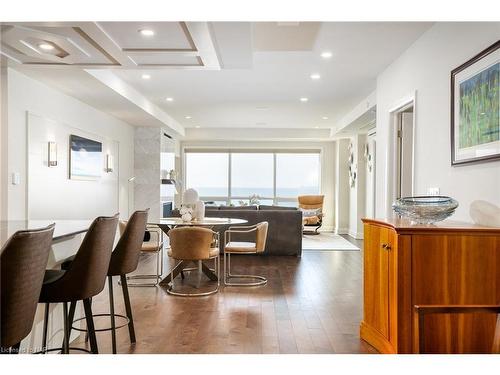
[184,149,321,206]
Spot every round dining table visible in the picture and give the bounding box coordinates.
[152,217,248,286]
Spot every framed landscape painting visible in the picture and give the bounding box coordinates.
[451,40,500,165]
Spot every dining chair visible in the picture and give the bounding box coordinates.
[167,226,220,296]
[223,222,268,286]
[124,224,164,287]
[1,224,55,354]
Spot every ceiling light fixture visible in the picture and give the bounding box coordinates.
[310,73,321,80]
[315,126,320,129]
[38,43,54,51]
[322,116,329,120]
[195,125,201,128]
[320,51,333,59]
[141,74,151,80]
[300,97,309,102]
[165,97,174,102]
[139,29,155,36]
[185,116,192,119]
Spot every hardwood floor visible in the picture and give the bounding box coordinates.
[73,237,377,354]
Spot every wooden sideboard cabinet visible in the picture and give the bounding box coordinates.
[360,218,500,353]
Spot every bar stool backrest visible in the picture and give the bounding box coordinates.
[1,223,55,348]
[255,222,269,253]
[108,210,149,276]
[169,227,214,261]
[49,215,119,301]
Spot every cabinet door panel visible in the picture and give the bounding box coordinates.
[364,224,390,339]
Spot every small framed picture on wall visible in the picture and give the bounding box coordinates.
[451,40,500,166]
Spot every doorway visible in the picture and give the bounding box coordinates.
[396,106,414,198]
[386,95,416,217]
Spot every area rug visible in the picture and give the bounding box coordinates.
[302,232,360,251]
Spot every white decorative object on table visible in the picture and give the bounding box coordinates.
[182,188,199,205]
[193,200,205,221]
[179,205,193,222]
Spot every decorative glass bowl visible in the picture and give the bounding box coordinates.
[392,196,459,224]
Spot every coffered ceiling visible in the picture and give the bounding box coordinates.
[0,22,220,69]
[1,22,433,138]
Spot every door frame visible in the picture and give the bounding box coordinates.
[385,91,417,217]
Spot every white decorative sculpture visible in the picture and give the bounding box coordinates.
[470,200,500,227]
[182,188,199,205]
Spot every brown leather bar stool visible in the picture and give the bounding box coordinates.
[65,210,148,354]
[167,227,220,297]
[39,215,118,354]
[1,224,55,354]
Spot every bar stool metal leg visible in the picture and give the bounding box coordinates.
[62,302,69,354]
[108,276,117,354]
[120,275,136,343]
[83,299,98,354]
[42,303,49,354]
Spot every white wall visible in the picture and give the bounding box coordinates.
[180,139,336,231]
[347,134,366,239]
[7,68,135,220]
[376,23,500,221]
[0,61,7,222]
[334,139,350,233]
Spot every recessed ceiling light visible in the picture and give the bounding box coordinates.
[322,116,329,120]
[195,125,201,128]
[320,51,333,59]
[185,116,192,119]
[300,97,309,102]
[315,126,320,129]
[165,97,174,102]
[141,74,151,80]
[139,29,155,36]
[310,73,321,80]
[38,43,54,51]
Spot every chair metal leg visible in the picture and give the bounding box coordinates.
[120,275,136,343]
[223,253,267,287]
[62,302,69,354]
[83,299,98,354]
[42,303,49,354]
[108,276,117,354]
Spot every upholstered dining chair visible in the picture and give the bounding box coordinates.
[414,304,500,353]
[122,223,164,287]
[223,222,268,286]
[167,227,220,296]
[1,224,55,354]
[298,195,324,235]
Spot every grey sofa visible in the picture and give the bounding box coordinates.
[173,205,302,256]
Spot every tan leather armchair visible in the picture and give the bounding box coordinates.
[167,227,220,296]
[298,195,324,235]
[223,222,268,286]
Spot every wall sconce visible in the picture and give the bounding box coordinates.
[105,154,113,173]
[48,141,57,167]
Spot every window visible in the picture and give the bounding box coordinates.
[185,153,229,197]
[231,153,274,198]
[184,150,321,205]
[160,152,176,202]
[276,153,320,197]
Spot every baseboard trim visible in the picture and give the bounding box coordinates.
[348,230,364,240]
